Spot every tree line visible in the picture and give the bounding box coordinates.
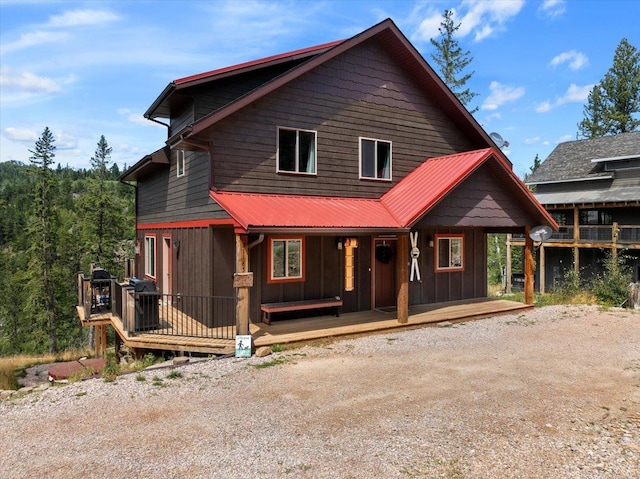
[0,129,135,355]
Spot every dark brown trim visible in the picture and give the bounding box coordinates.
[137,218,239,230]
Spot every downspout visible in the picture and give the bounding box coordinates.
[249,234,265,249]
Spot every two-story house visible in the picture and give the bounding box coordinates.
[79,19,555,357]
[508,131,640,292]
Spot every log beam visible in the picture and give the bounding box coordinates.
[235,234,250,336]
[524,226,534,305]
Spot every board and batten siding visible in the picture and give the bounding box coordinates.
[205,37,474,198]
[137,150,229,224]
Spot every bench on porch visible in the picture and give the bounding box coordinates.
[261,297,343,325]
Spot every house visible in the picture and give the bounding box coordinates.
[79,19,555,357]
[508,131,640,292]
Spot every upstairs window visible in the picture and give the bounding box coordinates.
[277,128,316,174]
[144,235,156,278]
[267,236,305,283]
[360,138,391,180]
[435,234,464,272]
[177,150,185,177]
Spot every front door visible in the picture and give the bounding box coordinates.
[373,238,396,309]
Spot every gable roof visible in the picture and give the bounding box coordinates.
[164,18,509,164]
[210,148,556,233]
[526,131,640,185]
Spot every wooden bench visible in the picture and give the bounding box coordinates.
[261,297,343,325]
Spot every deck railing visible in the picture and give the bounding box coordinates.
[511,224,640,245]
[78,274,236,340]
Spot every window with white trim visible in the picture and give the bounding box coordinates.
[435,234,464,272]
[144,235,156,278]
[268,237,305,283]
[277,127,316,174]
[177,150,185,177]
[360,138,391,180]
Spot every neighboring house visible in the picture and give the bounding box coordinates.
[79,19,555,356]
[509,131,640,292]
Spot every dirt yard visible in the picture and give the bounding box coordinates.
[1,305,639,478]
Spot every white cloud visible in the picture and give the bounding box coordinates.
[481,81,525,111]
[535,101,552,113]
[0,65,63,103]
[4,127,39,142]
[550,50,588,70]
[411,0,524,43]
[557,83,592,104]
[55,131,78,150]
[117,108,156,127]
[539,0,566,19]
[525,136,541,145]
[0,30,71,54]
[46,9,121,28]
[556,134,573,144]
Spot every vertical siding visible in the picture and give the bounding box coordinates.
[205,37,474,197]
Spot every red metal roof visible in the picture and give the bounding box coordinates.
[209,148,556,233]
[175,40,344,85]
[210,191,401,231]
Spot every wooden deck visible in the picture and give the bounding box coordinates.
[251,298,531,347]
[79,298,531,355]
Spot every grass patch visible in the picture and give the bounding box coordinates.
[135,373,146,382]
[271,343,284,353]
[253,357,288,369]
[166,370,183,379]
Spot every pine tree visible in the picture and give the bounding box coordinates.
[25,127,59,353]
[430,9,478,113]
[578,38,640,138]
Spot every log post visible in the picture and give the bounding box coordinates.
[573,207,580,277]
[524,226,534,305]
[397,234,409,324]
[235,234,250,336]
[539,243,546,294]
[505,234,512,294]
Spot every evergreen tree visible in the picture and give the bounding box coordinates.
[25,127,59,353]
[578,38,640,138]
[430,9,478,113]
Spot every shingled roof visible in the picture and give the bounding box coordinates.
[526,131,640,184]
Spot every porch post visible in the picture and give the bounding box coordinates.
[539,243,546,294]
[235,234,250,336]
[524,226,534,305]
[505,234,512,294]
[397,234,409,324]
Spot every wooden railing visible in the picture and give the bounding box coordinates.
[511,224,640,245]
[77,274,236,340]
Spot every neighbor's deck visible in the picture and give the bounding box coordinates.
[80,298,531,354]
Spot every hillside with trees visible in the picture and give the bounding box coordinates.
[0,130,135,355]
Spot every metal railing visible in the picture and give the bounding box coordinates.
[511,224,640,245]
[78,274,236,340]
[618,225,640,243]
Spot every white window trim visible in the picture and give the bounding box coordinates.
[144,235,157,278]
[359,137,392,181]
[434,234,464,272]
[276,126,318,176]
[176,150,185,178]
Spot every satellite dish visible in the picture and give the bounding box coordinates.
[529,225,553,243]
[489,132,510,149]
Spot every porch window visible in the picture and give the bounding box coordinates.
[435,234,464,272]
[177,150,185,177]
[144,235,156,278]
[277,127,316,174]
[268,236,305,283]
[360,138,391,180]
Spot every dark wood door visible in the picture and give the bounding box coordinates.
[374,239,396,309]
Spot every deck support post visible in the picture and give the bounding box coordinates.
[524,226,534,305]
[95,324,107,358]
[539,243,546,294]
[397,234,409,324]
[235,234,250,336]
[505,234,512,294]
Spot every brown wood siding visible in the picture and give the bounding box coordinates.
[415,163,539,228]
[137,150,229,224]
[206,38,474,198]
[409,227,487,305]
[169,102,194,137]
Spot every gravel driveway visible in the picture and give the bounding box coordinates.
[1,305,639,478]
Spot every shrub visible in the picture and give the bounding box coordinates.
[590,252,633,306]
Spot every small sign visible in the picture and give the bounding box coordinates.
[233,272,254,288]
[235,335,252,358]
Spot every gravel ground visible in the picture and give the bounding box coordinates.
[1,304,639,479]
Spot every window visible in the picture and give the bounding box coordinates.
[435,234,464,272]
[579,209,612,225]
[360,138,391,180]
[277,128,316,174]
[144,235,156,278]
[177,150,185,177]
[267,236,305,283]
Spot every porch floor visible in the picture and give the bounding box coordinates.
[251,297,531,347]
[78,298,531,355]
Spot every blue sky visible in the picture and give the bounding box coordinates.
[1,0,639,178]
